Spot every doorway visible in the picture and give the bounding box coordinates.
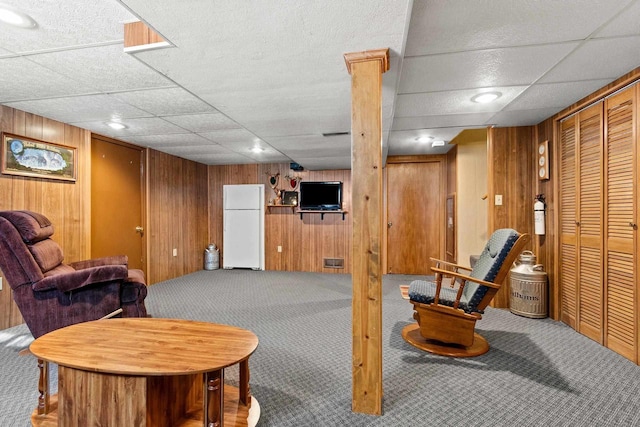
[91,135,145,272]
[386,157,445,275]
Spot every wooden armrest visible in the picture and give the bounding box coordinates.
[429,257,472,272]
[430,266,500,289]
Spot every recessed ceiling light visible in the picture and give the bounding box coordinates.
[431,140,446,147]
[471,92,502,104]
[0,5,37,29]
[251,146,264,153]
[415,136,433,143]
[106,122,127,130]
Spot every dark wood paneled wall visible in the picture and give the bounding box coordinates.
[208,163,352,273]
[534,118,557,318]
[488,126,535,307]
[0,106,92,329]
[146,149,209,284]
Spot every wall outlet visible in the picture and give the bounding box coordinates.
[172,248,178,257]
[495,194,503,206]
[277,246,282,253]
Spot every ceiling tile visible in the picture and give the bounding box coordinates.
[0,57,94,102]
[392,113,495,131]
[157,144,231,156]
[119,133,214,148]
[388,128,464,156]
[487,107,565,127]
[595,1,640,38]
[72,117,186,137]
[405,0,631,56]
[112,88,218,116]
[266,135,351,157]
[399,43,579,94]
[505,79,614,111]
[125,0,410,142]
[395,86,528,117]
[6,94,149,124]
[27,44,175,92]
[163,113,241,132]
[0,0,134,53]
[389,128,468,144]
[198,128,261,145]
[539,36,640,83]
[188,153,256,165]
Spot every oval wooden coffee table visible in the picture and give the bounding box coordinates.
[29,318,259,427]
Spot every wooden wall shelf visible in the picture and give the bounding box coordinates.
[266,204,297,213]
[298,210,347,220]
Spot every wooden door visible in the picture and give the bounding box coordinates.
[386,159,444,275]
[560,115,578,328]
[577,102,604,343]
[91,136,145,271]
[604,86,637,362]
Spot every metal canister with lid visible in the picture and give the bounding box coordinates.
[509,250,548,318]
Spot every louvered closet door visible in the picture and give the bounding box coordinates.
[604,86,637,363]
[560,116,578,328]
[577,103,604,343]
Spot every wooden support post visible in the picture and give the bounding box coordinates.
[344,48,389,415]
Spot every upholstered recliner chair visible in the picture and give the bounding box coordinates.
[0,210,147,339]
[403,228,530,357]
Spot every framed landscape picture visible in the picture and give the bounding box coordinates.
[1,133,77,182]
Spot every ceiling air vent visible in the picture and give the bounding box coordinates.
[323,258,345,269]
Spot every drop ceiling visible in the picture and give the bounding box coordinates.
[1,0,639,170]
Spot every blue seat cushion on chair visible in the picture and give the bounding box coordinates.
[408,280,471,312]
[408,228,519,314]
[464,228,520,311]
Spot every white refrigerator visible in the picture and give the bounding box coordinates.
[223,184,265,270]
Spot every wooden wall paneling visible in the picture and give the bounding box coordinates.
[208,165,225,257]
[535,117,557,319]
[183,161,209,275]
[0,106,91,329]
[146,150,208,284]
[488,127,535,307]
[212,163,352,274]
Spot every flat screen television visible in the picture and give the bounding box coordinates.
[299,181,342,211]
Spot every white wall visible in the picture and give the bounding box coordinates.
[456,139,488,266]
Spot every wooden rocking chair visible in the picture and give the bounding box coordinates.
[402,229,530,357]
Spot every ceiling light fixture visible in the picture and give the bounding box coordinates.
[106,122,127,130]
[431,140,446,147]
[471,92,501,104]
[0,5,37,29]
[415,136,433,143]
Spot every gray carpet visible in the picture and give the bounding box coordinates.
[2,270,640,426]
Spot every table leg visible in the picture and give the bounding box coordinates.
[203,369,224,427]
[239,359,251,406]
[37,359,49,415]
